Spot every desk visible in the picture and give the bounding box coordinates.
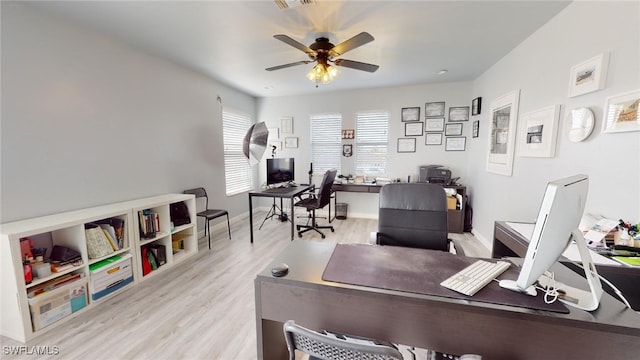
[248,185,313,243]
[330,183,466,233]
[255,240,640,360]
[330,183,382,222]
[493,221,640,310]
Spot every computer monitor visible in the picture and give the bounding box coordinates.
[499,174,603,311]
[267,158,295,185]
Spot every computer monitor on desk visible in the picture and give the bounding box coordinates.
[499,174,604,311]
[267,158,295,186]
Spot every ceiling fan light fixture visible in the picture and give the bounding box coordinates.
[307,63,339,84]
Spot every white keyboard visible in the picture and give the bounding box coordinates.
[441,260,511,296]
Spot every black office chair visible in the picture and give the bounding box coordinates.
[183,187,230,249]
[283,320,403,360]
[376,183,464,255]
[294,169,337,239]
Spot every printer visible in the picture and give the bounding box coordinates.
[419,165,452,185]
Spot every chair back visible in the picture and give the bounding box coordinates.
[315,169,337,208]
[283,320,403,360]
[183,187,209,209]
[377,183,449,251]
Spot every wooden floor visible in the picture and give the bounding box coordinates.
[1,210,489,359]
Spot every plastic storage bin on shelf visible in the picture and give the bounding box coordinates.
[28,278,88,331]
[89,254,133,301]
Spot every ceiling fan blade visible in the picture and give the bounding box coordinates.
[273,34,316,56]
[333,59,379,73]
[329,32,374,57]
[266,60,312,71]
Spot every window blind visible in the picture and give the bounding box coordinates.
[310,113,342,175]
[356,111,389,176]
[222,110,253,196]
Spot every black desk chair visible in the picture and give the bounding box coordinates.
[376,183,464,255]
[183,187,230,249]
[294,169,337,239]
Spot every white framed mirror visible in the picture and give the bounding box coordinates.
[566,107,595,142]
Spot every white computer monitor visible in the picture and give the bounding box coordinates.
[499,174,603,311]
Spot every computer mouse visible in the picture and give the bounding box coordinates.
[271,263,289,277]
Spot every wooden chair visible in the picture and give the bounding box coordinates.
[183,188,230,249]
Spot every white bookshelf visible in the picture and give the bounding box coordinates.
[0,194,197,342]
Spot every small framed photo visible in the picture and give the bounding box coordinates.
[449,106,470,122]
[397,138,416,153]
[602,89,640,133]
[425,133,443,145]
[425,117,445,132]
[281,117,293,134]
[401,107,420,122]
[472,120,479,138]
[268,127,280,141]
[425,102,445,117]
[342,129,355,139]
[342,144,353,157]
[284,137,298,148]
[472,97,482,116]
[568,53,609,98]
[445,136,466,151]
[404,122,424,136]
[445,123,463,136]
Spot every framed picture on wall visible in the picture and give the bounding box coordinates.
[568,53,609,98]
[401,107,420,122]
[472,120,479,138]
[518,105,560,157]
[449,106,470,122]
[486,90,520,176]
[445,123,463,136]
[397,138,416,153]
[284,137,298,148]
[602,89,640,133]
[281,117,293,134]
[425,117,445,132]
[425,133,443,145]
[404,122,424,136]
[425,102,445,117]
[445,136,466,151]
[472,97,482,115]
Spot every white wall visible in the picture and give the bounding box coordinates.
[257,1,639,241]
[256,82,471,217]
[1,4,256,222]
[467,1,640,244]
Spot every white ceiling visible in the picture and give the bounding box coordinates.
[29,1,571,98]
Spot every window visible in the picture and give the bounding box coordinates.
[356,111,389,176]
[310,113,342,176]
[222,110,253,196]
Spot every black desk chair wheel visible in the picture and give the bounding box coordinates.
[183,187,230,249]
[294,170,337,239]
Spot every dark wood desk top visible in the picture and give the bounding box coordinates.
[249,184,313,198]
[331,183,382,193]
[257,240,640,334]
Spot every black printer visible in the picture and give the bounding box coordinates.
[418,165,452,185]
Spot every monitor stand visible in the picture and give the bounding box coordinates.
[500,229,603,311]
[539,228,603,311]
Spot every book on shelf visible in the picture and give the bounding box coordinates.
[27,272,84,299]
[139,209,160,239]
[85,225,115,259]
[95,218,127,249]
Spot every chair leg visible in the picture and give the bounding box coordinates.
[207,219,211,250]
[226,214,231,240]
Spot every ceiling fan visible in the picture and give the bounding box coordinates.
[266,32,379,84]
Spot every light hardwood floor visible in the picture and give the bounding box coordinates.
[1,210,489,359]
